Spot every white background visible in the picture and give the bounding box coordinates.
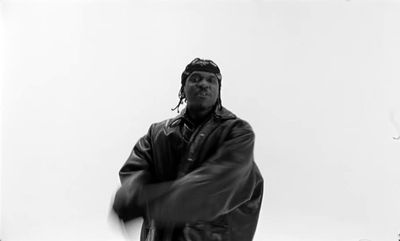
[1,1,400,241]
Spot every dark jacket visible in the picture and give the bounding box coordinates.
[113,106,263,241]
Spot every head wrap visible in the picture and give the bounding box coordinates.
[181,58,222,86]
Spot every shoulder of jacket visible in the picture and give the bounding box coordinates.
[214,106,236,120]
[226,117,254,134]
[216,108,252,128]
[148,118,173,132]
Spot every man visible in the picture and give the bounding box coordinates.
[112,58,263,241]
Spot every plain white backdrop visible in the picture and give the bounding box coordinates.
[1,0,400,241]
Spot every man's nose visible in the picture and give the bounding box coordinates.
[197,78,209,88]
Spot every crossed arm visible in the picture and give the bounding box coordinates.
[112,121,257,224]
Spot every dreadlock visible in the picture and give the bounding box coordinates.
[171,86,186,113]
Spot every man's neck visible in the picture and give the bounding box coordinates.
[186,106,214,126]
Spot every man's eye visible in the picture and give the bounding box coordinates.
[208,78,217,83]
[190,76,200,82]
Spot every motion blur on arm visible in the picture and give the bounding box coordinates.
[112,58,264,241]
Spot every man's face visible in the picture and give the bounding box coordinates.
[183,71,220,111]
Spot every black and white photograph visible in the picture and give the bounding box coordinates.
[1,0,400,241]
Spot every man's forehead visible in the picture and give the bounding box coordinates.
[188,71,218,78]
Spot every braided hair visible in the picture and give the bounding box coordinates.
[171,58,222,113]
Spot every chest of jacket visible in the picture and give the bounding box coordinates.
[149,117,234,181]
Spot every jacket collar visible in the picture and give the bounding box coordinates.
[213,106,236,120]
[169,106,236,127]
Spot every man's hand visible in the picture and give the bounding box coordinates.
[112,172,150,222]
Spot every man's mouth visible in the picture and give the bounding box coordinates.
[197,91,209,97]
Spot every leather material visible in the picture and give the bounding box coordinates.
[113,106,263,241]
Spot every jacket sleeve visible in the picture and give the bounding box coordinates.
[112,125,155,222]
[147,120,258,224]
